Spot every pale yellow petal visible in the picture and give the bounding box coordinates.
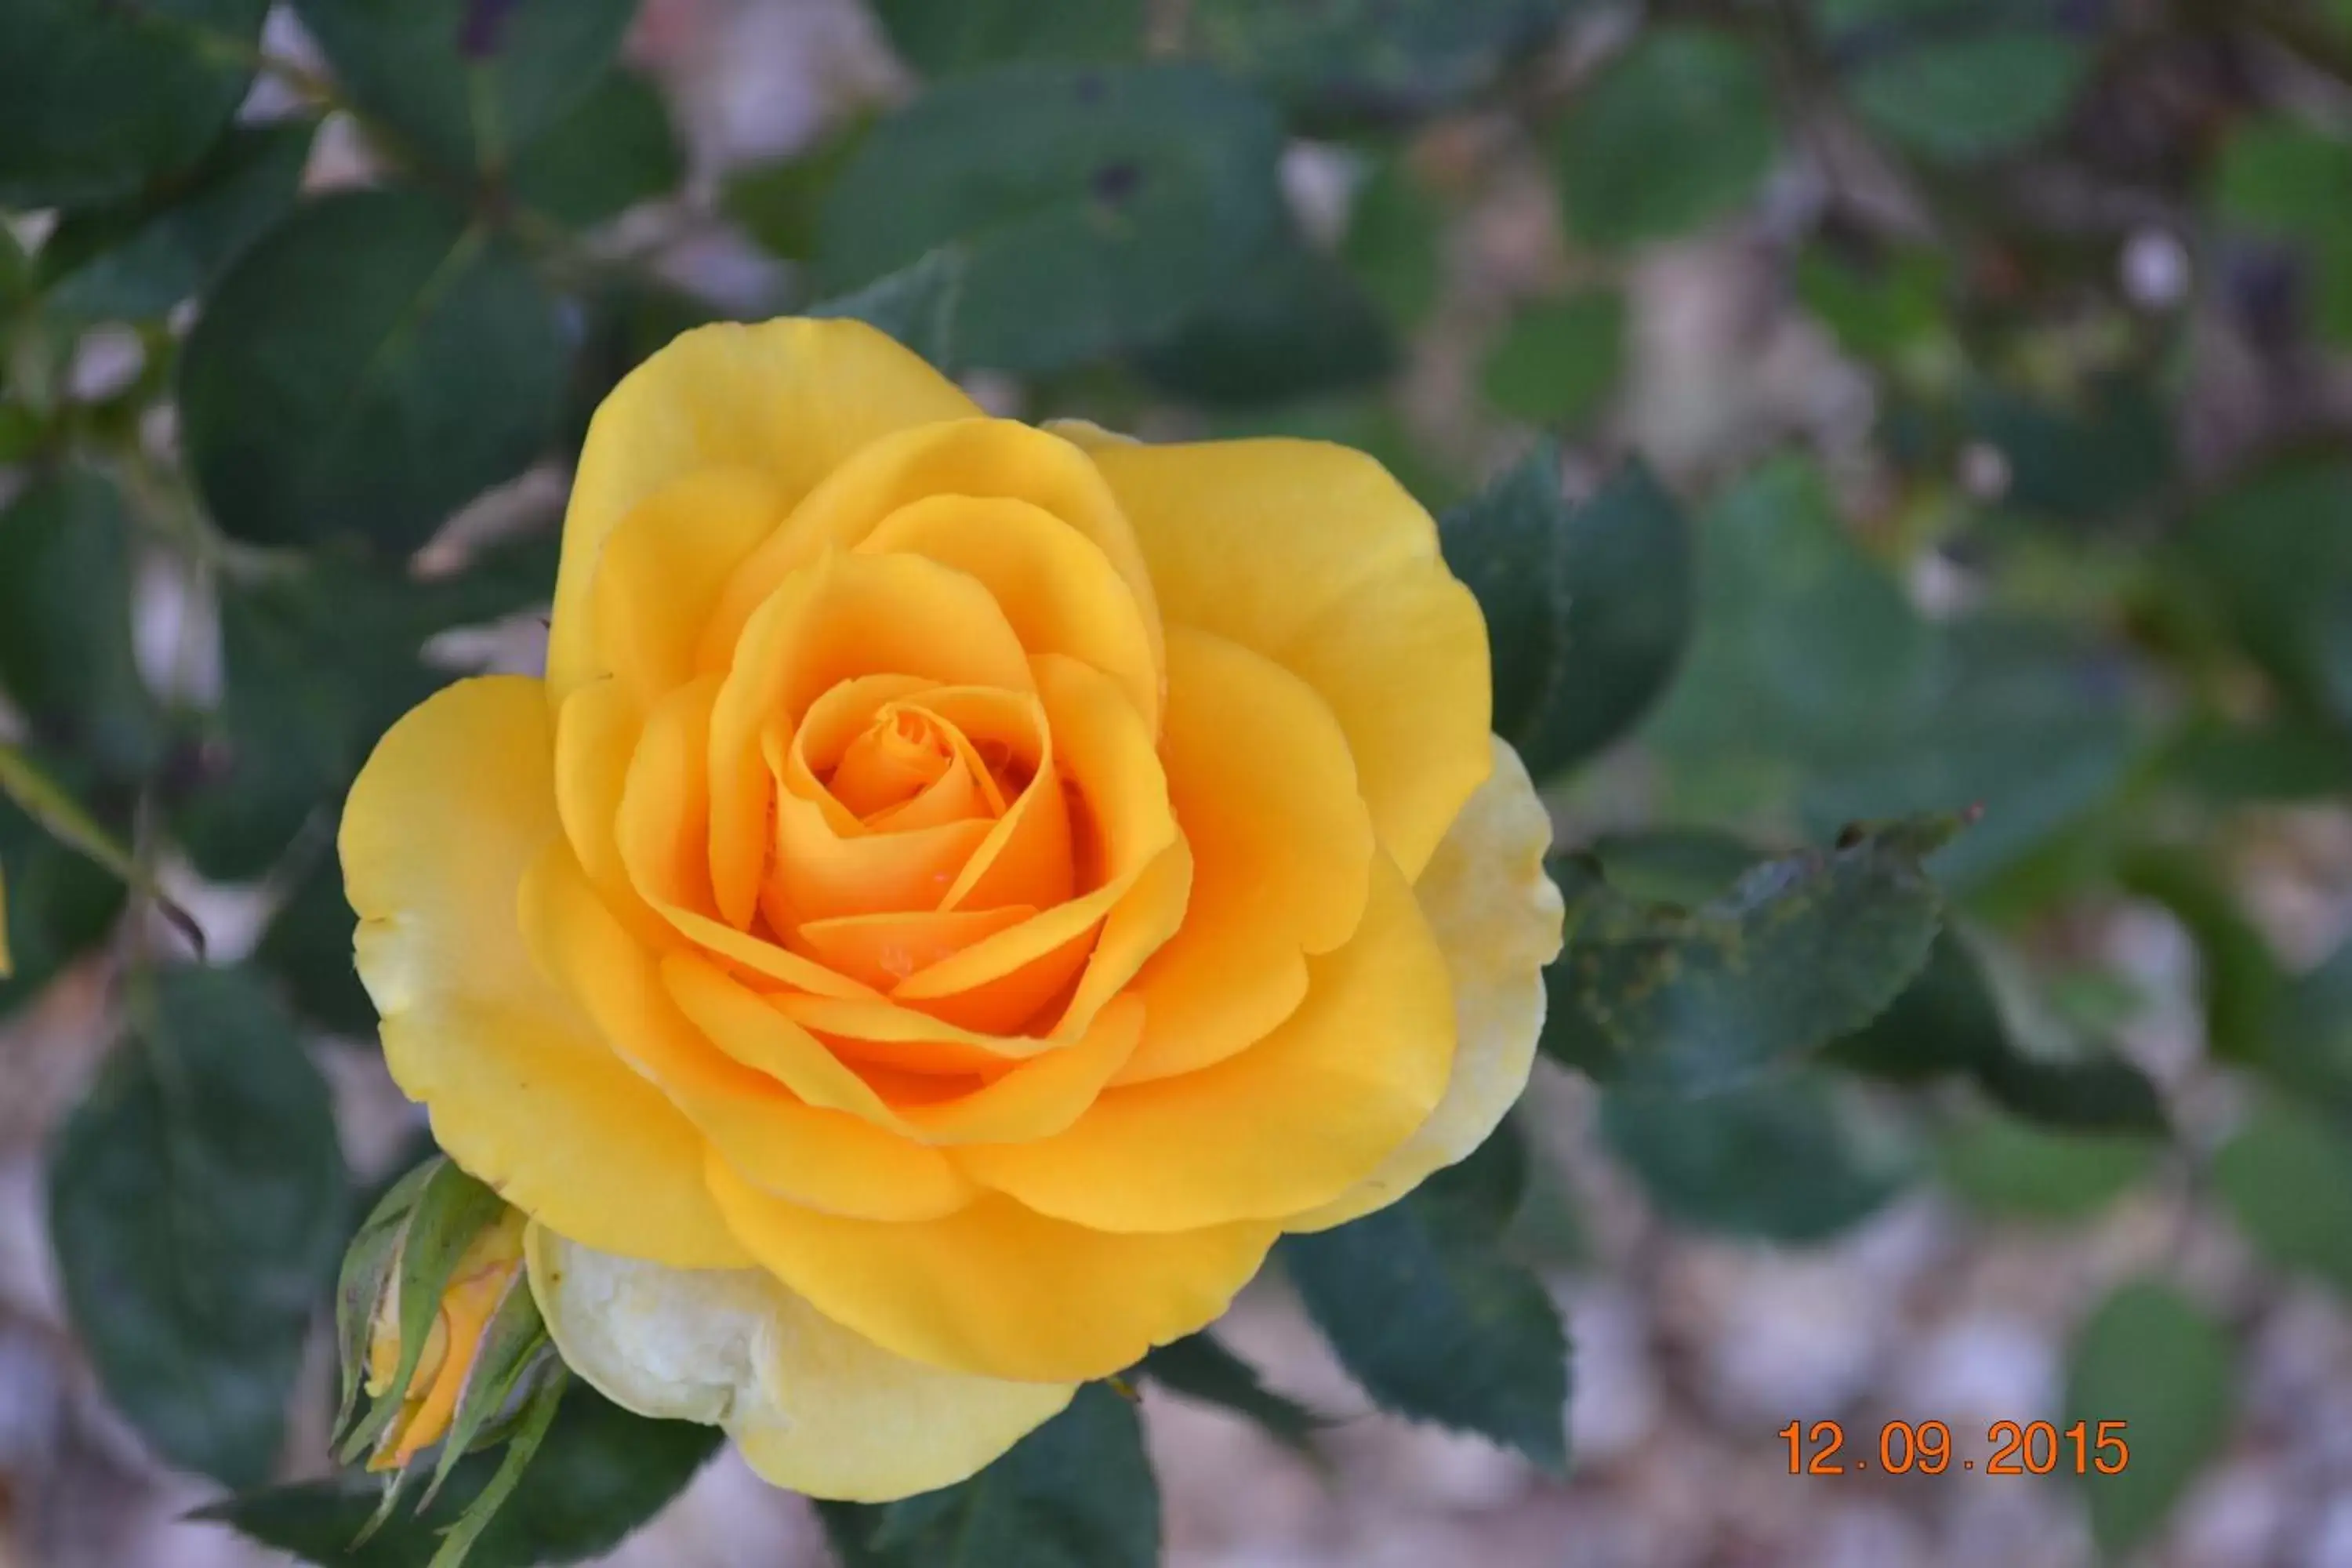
[1287,736,1563,1232]
[710,1160,1278,1382]
[526,1225,1073,1502]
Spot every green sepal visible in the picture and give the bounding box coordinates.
[417,1274,555,1509]
[332,1157,441,1439]
[338,1159,507,1464]
[426,1364,572,1568]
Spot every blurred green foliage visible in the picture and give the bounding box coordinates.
[6,0,2352,1561]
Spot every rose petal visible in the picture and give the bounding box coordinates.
[590,466,786,705]
[707,1162,1278,1382]
[704,419,1163,721]
[1287,736,1563,1231]
[525,1225,1072,1502]
[615,675,874,998]
[341,677,747,1268]
[550,318,978,705]
[1113,626,1373,1085]
[520,832,977,1223]
[954,852,1452,1232]
[708,548,1034,928]
[1088,437,1490,877]
[858,494,1160,727]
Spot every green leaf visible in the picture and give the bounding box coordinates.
[816,64,1288,374]
[1602,1071,1913,1243]
[201,1383,723,1568]
[180,188,564,554]
[1816,0,2091,164]
[0,0,270,209]
[40,119,317,324]
[1544,815,1953,1093]
[1645,456,1936,785]
[0,466,165,782]
[1341,154,1444,328]
[2063,1280,2234,1554]
[506,71,682,228]
[1648,461,2142,890]
[811,248,967,372]
[1479,289,1625,426]
[1281,1127,1569,1467]
[1794,243,1953,365]
[2180,459,2352,730]
[818,1383,1159,1568]
[1827,931,2167,1134]
[1138,1334,1326,1456]
[1936,1109,2155,1221]
[256,854,376,1036]
[2261,938,2352,1113]
[49,965,347,1487]
[0,756,125,1021]
[1131,231,1396,406]
[723,119,873,266]
[1439,451,1693,781]
[873,0,1145,74]
[1554,28,1779,251]
[560,279,728,456]
[2212,1099,2352,1296]
[290,0,635,179]
[2160,713,2352,806]
[2114,844,2281,1067]
[1964,377,2173,524]
[2211,120,2352,347]
[1794,617,2143,893]
[170,547,528,880]
[1189,0,1573,129]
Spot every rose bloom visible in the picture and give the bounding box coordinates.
[341,318,1563,1501]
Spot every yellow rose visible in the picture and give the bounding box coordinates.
[341,318,1563,1501]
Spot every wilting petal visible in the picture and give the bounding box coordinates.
[527,1225,1073,1501]
[1288,736,1563,1232]
[709,1161,1279,1383]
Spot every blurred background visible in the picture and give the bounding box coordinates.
[4,0,2352,1565]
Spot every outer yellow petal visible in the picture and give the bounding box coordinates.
[1088,437,1491,877]
[1287,737,1563,1232]
[341,677,748,1268]
[590,466,786,704]
[526,1225,1072,1502]
[954,853,1452,1232]
[709,1160,1279,1382]
[550,318,980,705]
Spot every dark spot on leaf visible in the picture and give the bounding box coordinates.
[1093,162,1142,206]
[459,0,524,59]
[1835,823,1866,850]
